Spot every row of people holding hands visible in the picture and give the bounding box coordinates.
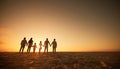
[19,38,57,53]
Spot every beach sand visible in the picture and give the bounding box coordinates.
[0,52,120,69]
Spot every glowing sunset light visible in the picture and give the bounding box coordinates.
[0,0,119,52]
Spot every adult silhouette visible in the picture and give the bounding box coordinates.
[27,38,33,53]
[32,43,37,53]
[51,39,57,53]
[44,38,50,53]
[39,41,42,53]
[19,37,27,53]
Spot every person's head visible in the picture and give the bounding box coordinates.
[30,38,32,40]
[54,39,56,41]
[46,38,48,41]
[40,41,42,43]
[24,37,26,40]
[34,43,36,45]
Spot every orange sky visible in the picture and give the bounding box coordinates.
[0,0,120,52]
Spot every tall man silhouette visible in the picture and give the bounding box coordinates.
[27,38,33,53]
[19,37,27,53]
[51,39,57,53]
[44,38,50,53]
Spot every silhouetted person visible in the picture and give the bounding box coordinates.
[19,37,27,53]
[44,38,50,53]
[51,39,57,53]
[27,38,33,53]
[39,41,42,53]
[32,43,37,53]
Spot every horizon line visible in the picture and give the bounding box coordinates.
[0,51,120,53]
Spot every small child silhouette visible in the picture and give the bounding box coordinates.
[32,43,37,53]
[39,41,42,53]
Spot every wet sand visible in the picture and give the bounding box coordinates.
[0,52,120,69]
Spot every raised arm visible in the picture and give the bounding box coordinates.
[50,42,52,46]
[49,41,51,46]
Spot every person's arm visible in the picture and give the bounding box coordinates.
[50,42,52,46]
[49,41,51,46]
[25,40,28,45]
[20,40,22,45]
[32,45,34,47]
[56,42,57,48]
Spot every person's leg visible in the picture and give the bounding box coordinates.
[22,46,25,53]
[47,47,48,53]
[54,48,55,53]
[39,48,40,53]
[28,48,30,53]
[44,47,46,53]
[53,47,54,53]
[33,48,34,53]
[28,47,30,53]
[39,48,41,53]
[27,48,29,53]
[55,48,56,53]
[21,48,23,53]
[19,46,22,53]
[29,47,31,53]
[27,46,29,53]
[34,48,36,53]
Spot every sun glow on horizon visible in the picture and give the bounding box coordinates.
[0,0,119,52]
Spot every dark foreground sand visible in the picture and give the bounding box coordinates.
[0,52,120,69]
